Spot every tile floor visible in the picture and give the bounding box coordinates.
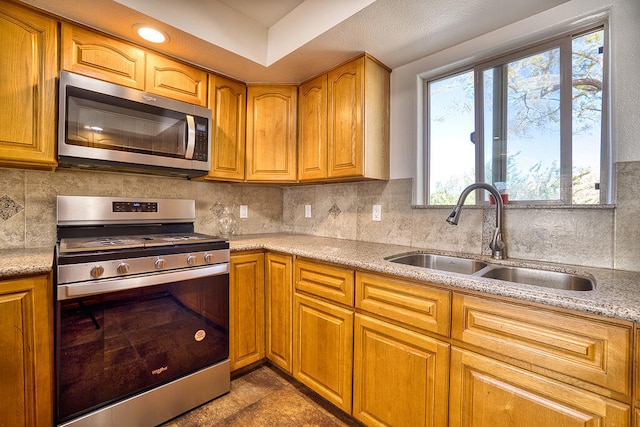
[162,364,362,426]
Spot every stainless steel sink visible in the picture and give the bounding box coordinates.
[479,266,594,291]
[386,253,488,275]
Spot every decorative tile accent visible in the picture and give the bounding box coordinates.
[0,195,24,221]
[328,203,341,218]
[211,201,224,218]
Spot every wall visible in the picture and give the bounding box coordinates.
[281,163,638,272]
[0,167,283,249]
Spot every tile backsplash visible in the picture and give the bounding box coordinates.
[2,161,639,272]
[0,168,282,250]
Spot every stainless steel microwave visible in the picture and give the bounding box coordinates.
[58,71,212,177]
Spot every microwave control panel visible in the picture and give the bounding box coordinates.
[193,116,209,161]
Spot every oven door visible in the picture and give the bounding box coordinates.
[55,269,229,424]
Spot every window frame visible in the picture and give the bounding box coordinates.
[419,22,610,206]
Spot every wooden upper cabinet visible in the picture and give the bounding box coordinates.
[0,1,57,169]
[206,75,247,181]
[246,85,297,182]
[61,23,145,90]
[62,23,207,105]
[327,54,390,180]
[298,74,328,181]
[145,52,207,106]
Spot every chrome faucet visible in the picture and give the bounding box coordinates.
[446,183,506,260]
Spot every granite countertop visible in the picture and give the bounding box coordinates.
[0,247,54,279]
[229,234,640,323]
[3,235,639,323]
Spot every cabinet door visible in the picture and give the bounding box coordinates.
[0,275,53,427]
[293,293,353,412]
[207,75,247,181]
[298,74,328,181]
[61,23,145,89]
[265,253,293,373]
[229,252,265,371]
[450,347,630,427]
[246,85,297,182]
[146,52,207,106]
[327,54,389,180]
[327,57,363,178]
[353,314,450,427]
[0,2,57,168]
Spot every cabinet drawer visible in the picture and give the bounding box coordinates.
[295,259,354,306]
[356,272,451,337]
[452,293,632,397]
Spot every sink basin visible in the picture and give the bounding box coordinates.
[386,253,488,275]
[479,266,594,291]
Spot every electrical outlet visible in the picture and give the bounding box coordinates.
[239,205,248,218]
[372,204,382,221]
[304,204,312,218]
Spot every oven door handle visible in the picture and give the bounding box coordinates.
[58,263,229,300]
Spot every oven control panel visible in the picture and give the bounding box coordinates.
[112,201,158,213]
[57,249,230,285]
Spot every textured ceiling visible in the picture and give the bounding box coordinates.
[19,0,569,83]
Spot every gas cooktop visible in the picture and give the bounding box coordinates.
[59,232,225,253]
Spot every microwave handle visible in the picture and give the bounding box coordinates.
[185,114,196,159]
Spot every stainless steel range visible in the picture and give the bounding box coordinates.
[55,196,230,427]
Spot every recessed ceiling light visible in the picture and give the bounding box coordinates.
[133,24,168,43]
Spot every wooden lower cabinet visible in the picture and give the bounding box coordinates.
[353,313,450,427]
[293,292,354,412]
[0,274,53,427]
[450,347,630,426]
[229,252,265,371]
[452,293,632,399]
[265,252,293,373]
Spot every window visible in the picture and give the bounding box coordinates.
[424,26,608,205]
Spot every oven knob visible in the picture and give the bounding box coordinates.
[155,259,166,269]
[117,262,130,274]
[90,265,104,278]
[204,253,214,264]
[187,255,197,266]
